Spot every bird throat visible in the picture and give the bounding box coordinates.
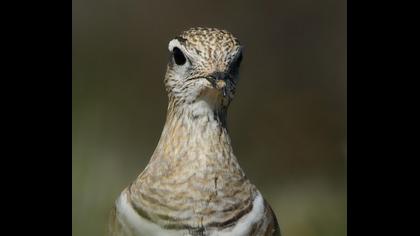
[128,96,256,230]
[148,97,239,179]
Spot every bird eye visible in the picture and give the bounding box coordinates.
[236,52,243,66]
[231,52,243,70]
[173,47,186,65]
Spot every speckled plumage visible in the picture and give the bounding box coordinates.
[109,27,280,236]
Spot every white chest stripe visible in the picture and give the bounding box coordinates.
[116,191,184,236]
[116,191,265,236]
[215,193,265,236]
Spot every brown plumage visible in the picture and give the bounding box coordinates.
[109,27,281,236]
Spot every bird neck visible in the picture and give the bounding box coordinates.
[151,97,233,163]
[129,97,256,228]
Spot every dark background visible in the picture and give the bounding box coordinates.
[72,0,346,235]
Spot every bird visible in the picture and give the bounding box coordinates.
[109,27,281,236]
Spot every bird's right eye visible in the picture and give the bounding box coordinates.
[173,47,186,65]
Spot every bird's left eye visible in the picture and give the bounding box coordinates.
[235,52,243,67]
[231,51,243,70]
[173,47,186,65]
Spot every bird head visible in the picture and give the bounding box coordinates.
[164,27,243,109]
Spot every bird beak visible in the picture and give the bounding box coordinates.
[205,72,229,87]
[205,72,230,96]
[204,75,217,88]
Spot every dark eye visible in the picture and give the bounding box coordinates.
[236,52,243,66]
[173,47,186,65]
[231,52,243,70]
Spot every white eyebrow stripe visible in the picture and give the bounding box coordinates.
[168,39,199,61]
[168,39,183,52]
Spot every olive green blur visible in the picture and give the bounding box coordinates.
[72,0,346,235]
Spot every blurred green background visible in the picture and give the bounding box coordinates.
[72,0,346,235]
